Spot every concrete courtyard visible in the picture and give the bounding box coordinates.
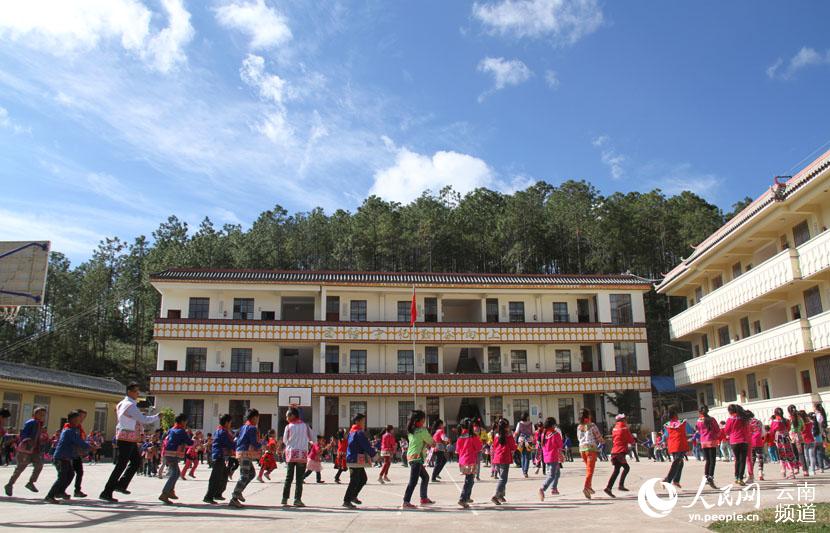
[0,458,827,531]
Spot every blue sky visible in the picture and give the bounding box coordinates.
[1,0,829,263]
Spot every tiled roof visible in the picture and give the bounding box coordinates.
[0,361,125,396]
[657,148,830,292]
[150,268,651,288]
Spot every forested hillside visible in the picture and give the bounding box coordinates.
[0,180,750,388]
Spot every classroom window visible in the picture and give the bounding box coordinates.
[702,334,709,353]
[614,342,637,373]
[398,401,414,430]
[326,296,340,321]
[228,399,249,429]
[426,397,440,427]
[350,300,367,322]
[712,275,723,290]
[258,361,273,373]
[424,298,438,323]
[397,301,411,323]
[349,401,367,421]
[609,294,633,324]
[397,350,414,373]
[510,350,528,373]
[792,305,802,320]
[486,299,499,322]
[731,262,742,279]
[425,346,439,374]
[325,345,340,373]
[512,399,529,425]
[804,286,823,318]
[163,360,178,371]
[188,297,210,319]
[793,220,811,247]
[746,373,758,400]
[488,347,502,373]
[555,350,572,372]
[553,302,569,323]
[230,348,252,372]
[349,350,367,374]
[508,302,525,322]
[723,379,737,403]
[183,399,205,430]
[717,326,730,347]
[232,298,254,320]
[740,317,751,339]
[703,383,715,406]
[2,392,20,432]
[93,406,108,434]
[815,355,830,388]
[185,347,207,372]
[489,396,503,424]
[753,321,762,335]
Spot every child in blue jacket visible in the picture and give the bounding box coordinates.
[45,411,90,503]
[343,413,376,509]
[229,408,261,508]
[159,413,193,503]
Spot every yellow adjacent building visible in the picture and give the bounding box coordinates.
[0,361,125,439]
[657,149,830,420]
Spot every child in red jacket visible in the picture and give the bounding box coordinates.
[605,414,636,497]
[490,418,517,505]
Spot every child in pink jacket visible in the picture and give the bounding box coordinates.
[455,418,482,509]
[538,417,564,499]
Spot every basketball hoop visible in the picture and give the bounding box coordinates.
[0,306,20,324]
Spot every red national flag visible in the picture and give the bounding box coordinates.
[410,286,417,327]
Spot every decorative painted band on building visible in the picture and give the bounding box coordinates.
[153,319,648,344]
[150,371,651,396]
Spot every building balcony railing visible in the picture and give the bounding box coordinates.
[153,318,647,344]
[150,370,651,396]
[669,249,800,339]
[808,309,830,352]
[797,228,830,279]
[673,319,811,386]
[678,390,830,423]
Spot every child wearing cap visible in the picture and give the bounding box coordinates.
[604,413,635,498]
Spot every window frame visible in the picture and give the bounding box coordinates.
[188,297,210,319]
[510,350,528,373]
[613,342,637,373]
[350,300,367,322]
[804,286,823,318]
[397,349,415,374]
[397,301,411,323]
[183,399,205,430]
[230,348,252,373]
[555,349,572,372]
[552,302,569,323]
[425,346,439,374]
[508,302,525,323]
[325,345,340,374]
[349,349,367,374]
[232,298,255,320]
[609,294,633,324]
[487,346,502,373]
[486,298,499,322]
[185,347,207,372]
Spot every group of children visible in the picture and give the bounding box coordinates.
[4,400,828,509]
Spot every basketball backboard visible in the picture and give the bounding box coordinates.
[278,386,312,407]
[0,241,50,306]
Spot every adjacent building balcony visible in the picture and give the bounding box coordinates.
[673,319,812,386]
[808,309,830,352]
[150,370,651,396]
[797,228,830,279]
[669,249,800,339]
[679,390,830,423]
[153,318,647,345]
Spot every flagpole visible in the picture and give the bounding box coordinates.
[412,284,417,408]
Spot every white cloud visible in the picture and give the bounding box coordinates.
[0,106,29,134]
[240,54,288,104]
[472,0,603,44]
[544,69,560,89]
[592,135,625,179]
[0,207,104,258]
[767,46,830,80]
[0,0,193,73]
[477,57,532,101]
[239,54,293,144]
[370,145,495,203]
[640,161,722,200]
[215,0,292,50]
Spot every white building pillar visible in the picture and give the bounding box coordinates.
[319,287,327,321]
[437,346,444,373]
[596,292,611,322]
[600,343,615,372]
[318,395,325,435]
[319,342,327,373]
[481,296,488,322]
